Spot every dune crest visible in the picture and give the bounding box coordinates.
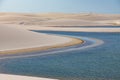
[0,13,120,26]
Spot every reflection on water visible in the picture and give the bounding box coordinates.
[0,31,120,80]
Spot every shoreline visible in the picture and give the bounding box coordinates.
[0,33,104,80]
[0,24,83,80]
[29,26,120,32]
[0,24,83,54]
[0,26,84,80]
[0,36,83,54]
[12,25,120,32]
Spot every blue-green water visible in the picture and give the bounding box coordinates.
[0,31,120,80]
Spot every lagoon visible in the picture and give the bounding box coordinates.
[0,31,120,80]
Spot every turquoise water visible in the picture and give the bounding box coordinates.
[0,31,120,80]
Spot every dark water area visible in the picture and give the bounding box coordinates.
[0,31,120,80]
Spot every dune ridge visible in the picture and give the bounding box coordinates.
[0,13,120,26]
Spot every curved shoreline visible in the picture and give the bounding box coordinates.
[29,26,120,32]
[0,31,103,80]
[0,25,83,80]
[0,35,103,60]
[0,25,83,55]
[0,36,83,54]
[0,34,104,80]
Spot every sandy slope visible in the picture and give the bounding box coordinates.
[0,24,82,53]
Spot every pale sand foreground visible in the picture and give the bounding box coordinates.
[0,74,58,80]
[0,24,82,53]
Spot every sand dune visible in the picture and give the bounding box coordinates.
[0,13,120,26]
[0,24,82,53]
[0,13,119,32]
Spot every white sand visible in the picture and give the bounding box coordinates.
[0,24,73,52]
[18,25,120,32]
[0,74,58,80]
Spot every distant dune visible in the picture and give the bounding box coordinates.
[0,13,120,26]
